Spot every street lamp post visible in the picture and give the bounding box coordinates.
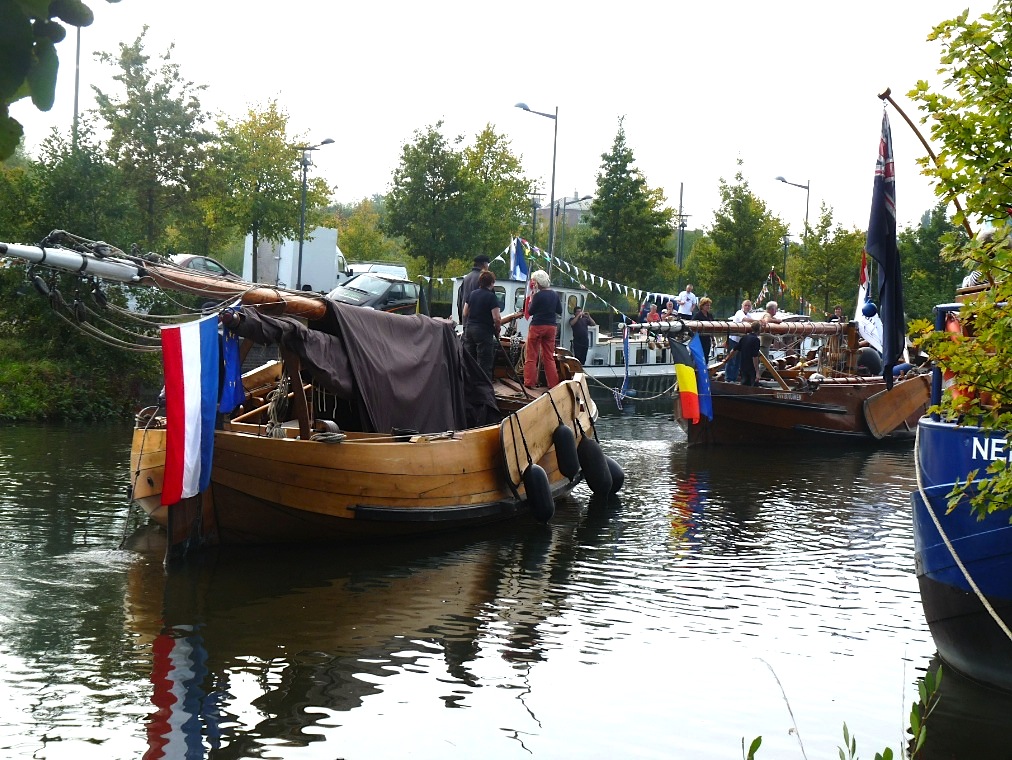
[775,175,810,237]
[775,176,810,311]
[515,102,558,269]
[782,233,791,282]
[557,194,591,259]
[296,138,335,290]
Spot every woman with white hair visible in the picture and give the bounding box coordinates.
[524,270,563,389]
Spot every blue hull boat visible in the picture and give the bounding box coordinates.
[913,416,1012,690]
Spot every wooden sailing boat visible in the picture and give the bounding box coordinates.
[0,233,621,560]
[649,318,929,446]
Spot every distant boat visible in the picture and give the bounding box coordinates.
[656,318,930,446]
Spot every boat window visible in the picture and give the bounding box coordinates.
[493,286,506,311]
[514,290,525,312]
[566,294,583,315]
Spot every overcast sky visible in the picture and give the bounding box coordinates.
[11,0,993,242]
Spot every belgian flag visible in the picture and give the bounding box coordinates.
[671,340,700,424]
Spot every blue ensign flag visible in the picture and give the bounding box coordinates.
[864,111,904,389]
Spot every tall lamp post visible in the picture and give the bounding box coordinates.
[774,175,810,237]
[515,102,558,269]
[775,176,810,311]
[296,138,335,290]
[557,194,591,259]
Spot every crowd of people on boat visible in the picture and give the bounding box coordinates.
[455,264,919,394]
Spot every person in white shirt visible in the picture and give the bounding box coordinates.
[725,299,754,382]
[676,284,698,316]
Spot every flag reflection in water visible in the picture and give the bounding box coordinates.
[145,626,217,760]
[670,473,704,545]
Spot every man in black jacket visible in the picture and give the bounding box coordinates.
[457,254,491,324]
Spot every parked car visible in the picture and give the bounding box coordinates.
[327,273,421,315]
[345,261,409,280]
[170,254,242,281]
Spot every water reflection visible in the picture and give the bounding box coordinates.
[0,418,982,760]
[129,496,615,758]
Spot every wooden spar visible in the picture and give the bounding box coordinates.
[624,319,848,337]
[878,87,973,237]
[0,240,330,321]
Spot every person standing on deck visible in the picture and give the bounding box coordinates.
[759,301,781,369]
[692,296,716,361]
[524,270,562,389]
[725,321,762,386]
[725,298,753,383]
[457,254,490,325]
[462,270,502,380]
[569,306,596,365]
[676,284,698,316]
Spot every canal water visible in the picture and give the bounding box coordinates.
[0,402,1007,759]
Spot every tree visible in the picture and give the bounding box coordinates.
[335,198,404,263]
[698,168,787,303]
[93,29,209,251]
[385,123,472,304]
[30,120,140,244]
[909,3,1012,518]
[791,204,864,315]
[201,101,330,281]
[0,146,38,242]
[0,0,117,160]
[583,118,673,286]
[899,203,968,321]
[461,124,530,258]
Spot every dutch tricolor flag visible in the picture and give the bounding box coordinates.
[159,314,219,505]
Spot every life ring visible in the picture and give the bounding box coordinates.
[552,423,581,481]
[523,464,555,523]
[577,435,613,495]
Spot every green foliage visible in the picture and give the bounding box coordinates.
[461,124,530,256]
[0,266,160,420]
[899,204,969,322]
[93,29,209,250]
[583,117,674,285]
[0,152,37,241]
[792,204,864,315]
[0,0,119,161]
[385,121,528,300]
[31,119,141,243]
[201,101,331,281]
[908,2,1012,520]
[334,198,404,263]
[386,122,470,288]
[911,5,1012,229]
[743,667,941,760]
[697,167,787,303]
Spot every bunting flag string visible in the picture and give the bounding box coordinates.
[754,267,818,317]
[417,238,693,316]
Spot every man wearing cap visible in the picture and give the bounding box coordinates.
[457,255,491,325]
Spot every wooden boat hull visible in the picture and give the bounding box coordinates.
[680,376,927,446]
[130,375,600,549]
[913,416,1012,691]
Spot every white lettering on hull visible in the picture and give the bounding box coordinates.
[970,435,1011,462]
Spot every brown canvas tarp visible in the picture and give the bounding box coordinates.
[234,300,500,434]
